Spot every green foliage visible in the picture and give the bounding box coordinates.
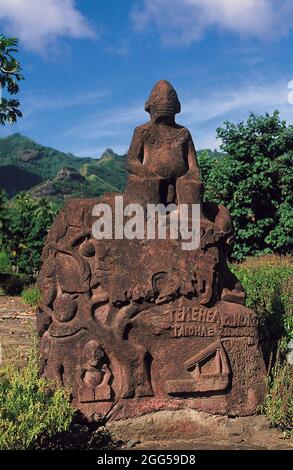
[0,335,74,450]
[52,171,115,195]
[21,285,42,307]
[0,188,7,245]
[3,194,59,275]
[261,360,293,438]
[0,134,88,179]
[0,273,32,296]
[232,256,293,435]
[0,249,11,273]
[198,111,293,260]
[80,153,128,192]
[0,36,24,125]
[231,256,293,354]
[0,165,42,197]
[0,134,127,199]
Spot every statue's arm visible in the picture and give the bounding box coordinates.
[126,127,158,178]
[186,135,201,179]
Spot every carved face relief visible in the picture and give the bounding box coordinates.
[82,340,104,368]
[53,294,77,323]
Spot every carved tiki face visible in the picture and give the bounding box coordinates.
[82,340,104,368]
[145,80,181,120]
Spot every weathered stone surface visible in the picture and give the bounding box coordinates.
[37,80,266,421]
[106,411,291,450]
[107,409,224,441]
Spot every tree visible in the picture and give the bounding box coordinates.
[0,188,7,245]
[4,194,59,275]
[198,111,293,260]
[0,35,24,125]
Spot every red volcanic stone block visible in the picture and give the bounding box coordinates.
[37,81,266,421]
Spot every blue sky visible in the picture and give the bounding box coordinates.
[0,0,293,157]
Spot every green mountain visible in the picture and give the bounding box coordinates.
[0,133,127,200]
[0,133,223,201]
[0,164,42,197]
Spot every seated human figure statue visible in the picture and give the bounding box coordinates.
[125,80,202,206]
[125,80,245,305]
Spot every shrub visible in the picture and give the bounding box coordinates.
[3,193,59,275]
[0,335,74,450]
[0,273,32,295]
[261,358,293,438]
[199,111,293,260]
[231,255,293,358]
[232,255,293,436]
[21,285,42,307]
[0,249,11,273]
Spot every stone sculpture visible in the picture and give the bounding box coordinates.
[37,80,266,421]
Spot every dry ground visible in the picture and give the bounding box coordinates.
[0,295,35,367]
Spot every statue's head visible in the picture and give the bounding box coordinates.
[82,340,104,368]
[145,80,181,120]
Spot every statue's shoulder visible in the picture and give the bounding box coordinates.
[176,124,192,139]
[132,122,150,137]
[132,122,162,144]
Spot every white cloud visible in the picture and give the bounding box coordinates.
[5,79,292,156]
[66,102,145,141]
[132,0,293,46]
[181,81,290,124]
[180,80,293,148]
[22,89,110,117]
[0,0,96,53]
[64,79,293,154]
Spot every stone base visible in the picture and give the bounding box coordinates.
[104,410,290,451]
[38,198,266,424]
[79,385,265,424]
[73,299,266,421]
[106,409,226,441]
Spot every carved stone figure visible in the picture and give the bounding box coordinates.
[37,81,266,421]
[126,80,201,206]
[78,340,112,403]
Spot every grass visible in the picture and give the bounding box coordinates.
[261,358,293,438]
[231,255,293,355]
[21,285,42,307]
[231,255,293,437]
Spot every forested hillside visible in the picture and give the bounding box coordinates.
[0,112,292,265]
[0,133,127,199]
[0,133,220,200]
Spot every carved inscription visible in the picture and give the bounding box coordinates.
[173,324,215,337]
[222,327,257,338]
[221,312,258,327]
[222,337,264,388]
[221,311,258,338]
[164,306,258,338]
[164,306,220,337]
